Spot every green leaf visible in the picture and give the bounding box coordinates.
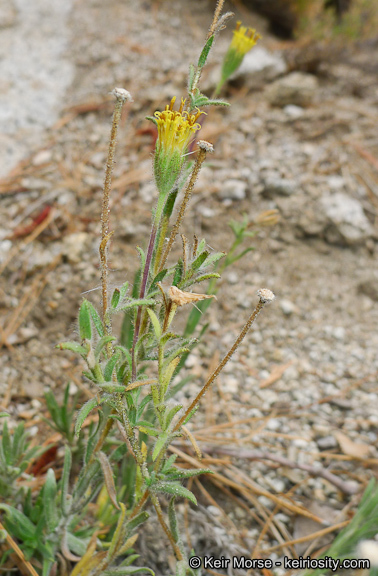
[0,413,9,418]
[43,468,58,532]
[97,383,127,394]
[146,308,161,340]
[173,258,184,286]
[198,35,214,68]
[56,341,88,357]
[166,467,212,481]
[86,301,104,337]
[191,250,209,272]
[115,346,132,368]
[188,63,196,92]
[176,560,187,576]
[95,335,116,359]
[193,272,220,284]
[104,352,120,381]
[203,98,229,107]
[163,347,190,369]
[119,297,155,311]
[137,425,159,438]
[61,446,72,516]
[66,531,89,557]
[111,288,121,309]
[168,497,179,543]
[152,433,168,461]
[148,269,168,296]
[127,511,149,532]
[136,246,146,271]
[78,300,92,340]
[0,504,36,540]
[1,420,12,465]
[12,423,25,460]
[75,397,98,437]
[153,482,197,505]
[146,115,158,126]
[98,451,119,510]
[163,404,183,430]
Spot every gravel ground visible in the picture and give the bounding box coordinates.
[0,0,377,574]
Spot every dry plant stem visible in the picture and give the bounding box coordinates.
[150,493,183,561]
[100,89,130,357]
[207,0,226,39]
[207,447,359,495]
[0,520,39,576]
[174,297,267,432]
[158,147,207,272]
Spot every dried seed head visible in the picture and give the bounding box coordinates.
[197,140,214,153]
[169,285,216,307]
[257,288,275,304]
[111,87,133,102]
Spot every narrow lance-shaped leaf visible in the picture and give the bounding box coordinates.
[95,335,116,359]
[0,504,36,540]
[119,297,155,311]
[61,446,72,517]
[146,308,161,340]
[78,300,92,340]
[153,482,197,505]
[164,404,183,431]
[86,301,104,337]
[168,497,179,543]
[98,451,120,510]
[75,397,98,437]
[152,432,169,461]
[1,420,12,465]
[111,288,121,309]
[56,341,88,357]
[198,35,214,68]
[176,561,187,576]
[104,351,120,381]
[43,468,59,532]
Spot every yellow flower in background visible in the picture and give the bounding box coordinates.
[230,21,261,57]
[216,21,261,96]
[153,97,204,197]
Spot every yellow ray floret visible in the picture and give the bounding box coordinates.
[154,97,204,155]
[231,21,261,56]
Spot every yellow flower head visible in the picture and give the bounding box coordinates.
[231,21,261,57]
[217,21,261,95]
[153,97,205,196]
[154,97,203,156]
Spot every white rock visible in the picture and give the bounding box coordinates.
[266,72,319,107]
[218,179,247,201]
[280,299,298,315]
[284,104,304,118]
[62,232,90,264]
[234,47,287,85]
[263,177,297,197]
[320,192,372,245]
[328,175,345,190]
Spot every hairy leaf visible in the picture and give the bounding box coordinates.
[61,446,72,516]
[56,341,88,357]
[78,300,92,340]
[98,451,120,510]
[153,482,197,505]
[75,397,98,437]
[43,468,58,532]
